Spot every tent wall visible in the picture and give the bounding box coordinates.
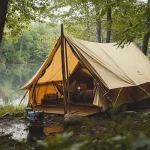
[27,84,58,105]
[93,86,111,111]
[38,43,78,84]
[94,82,150,111]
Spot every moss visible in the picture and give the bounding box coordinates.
[0,105,25,117]
[0,137,29,150]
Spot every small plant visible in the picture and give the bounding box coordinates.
[43,132,88,150]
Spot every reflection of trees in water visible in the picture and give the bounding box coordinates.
[0,81,15,105]
[0,63,42,105]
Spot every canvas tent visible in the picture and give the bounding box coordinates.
[21,34,150,112]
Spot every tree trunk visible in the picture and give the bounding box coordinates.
[19,36,24,51]
[142,0,150,55]
[96,19,102,43]
[106,0,112,43]
[0,0,9,45]
[142,31,150,55]
[95,5,102,43]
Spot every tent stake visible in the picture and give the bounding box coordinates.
[61,24,67,115]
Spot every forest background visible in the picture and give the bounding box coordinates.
[0,0,150,64]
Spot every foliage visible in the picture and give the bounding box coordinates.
[47,0,107,42]
[5,0,51,38]
[44,110,150,150]
[47,0,150,53]
[0,136,29,150]
[0,24,59,63]
[44,132,88,150]
[2,0,150,64]
[112,0,149,46]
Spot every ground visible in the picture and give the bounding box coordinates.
[0,108,150,150]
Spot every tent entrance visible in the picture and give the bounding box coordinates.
[39,65,96,109]
[69,65,95,106]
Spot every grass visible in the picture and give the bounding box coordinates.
[0,137,29,150]
[0,136,44,150]
[0,105,25,117]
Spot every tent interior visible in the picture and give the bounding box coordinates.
[40,64,95,105]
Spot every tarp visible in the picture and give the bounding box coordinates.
[21,35,150,110]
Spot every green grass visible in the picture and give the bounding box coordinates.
[0,105,25,117]
[0,136,44,150]
[0,137,29,150]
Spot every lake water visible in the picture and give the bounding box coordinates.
[0,63,42,106]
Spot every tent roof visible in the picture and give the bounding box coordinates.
[66,35,150,89]
[21,35,150,90]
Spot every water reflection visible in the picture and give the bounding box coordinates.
[0,122,28,140]
[0,63,42,106]
[44,125,63,135]
[0,121,63,140]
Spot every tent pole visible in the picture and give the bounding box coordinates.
[61,24,67,115]
[65,39,70,113]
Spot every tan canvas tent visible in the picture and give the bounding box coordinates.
[21,34,150,113]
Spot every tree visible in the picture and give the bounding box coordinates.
[47,0,106,42]
[0,24,59,63]
[142,0,150,55]
[106,0,112,43]
[1,0,150,56]
[47,0,150,54]
[4,0,51,39]
[0,0,9,44]
[112,0,150,55]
